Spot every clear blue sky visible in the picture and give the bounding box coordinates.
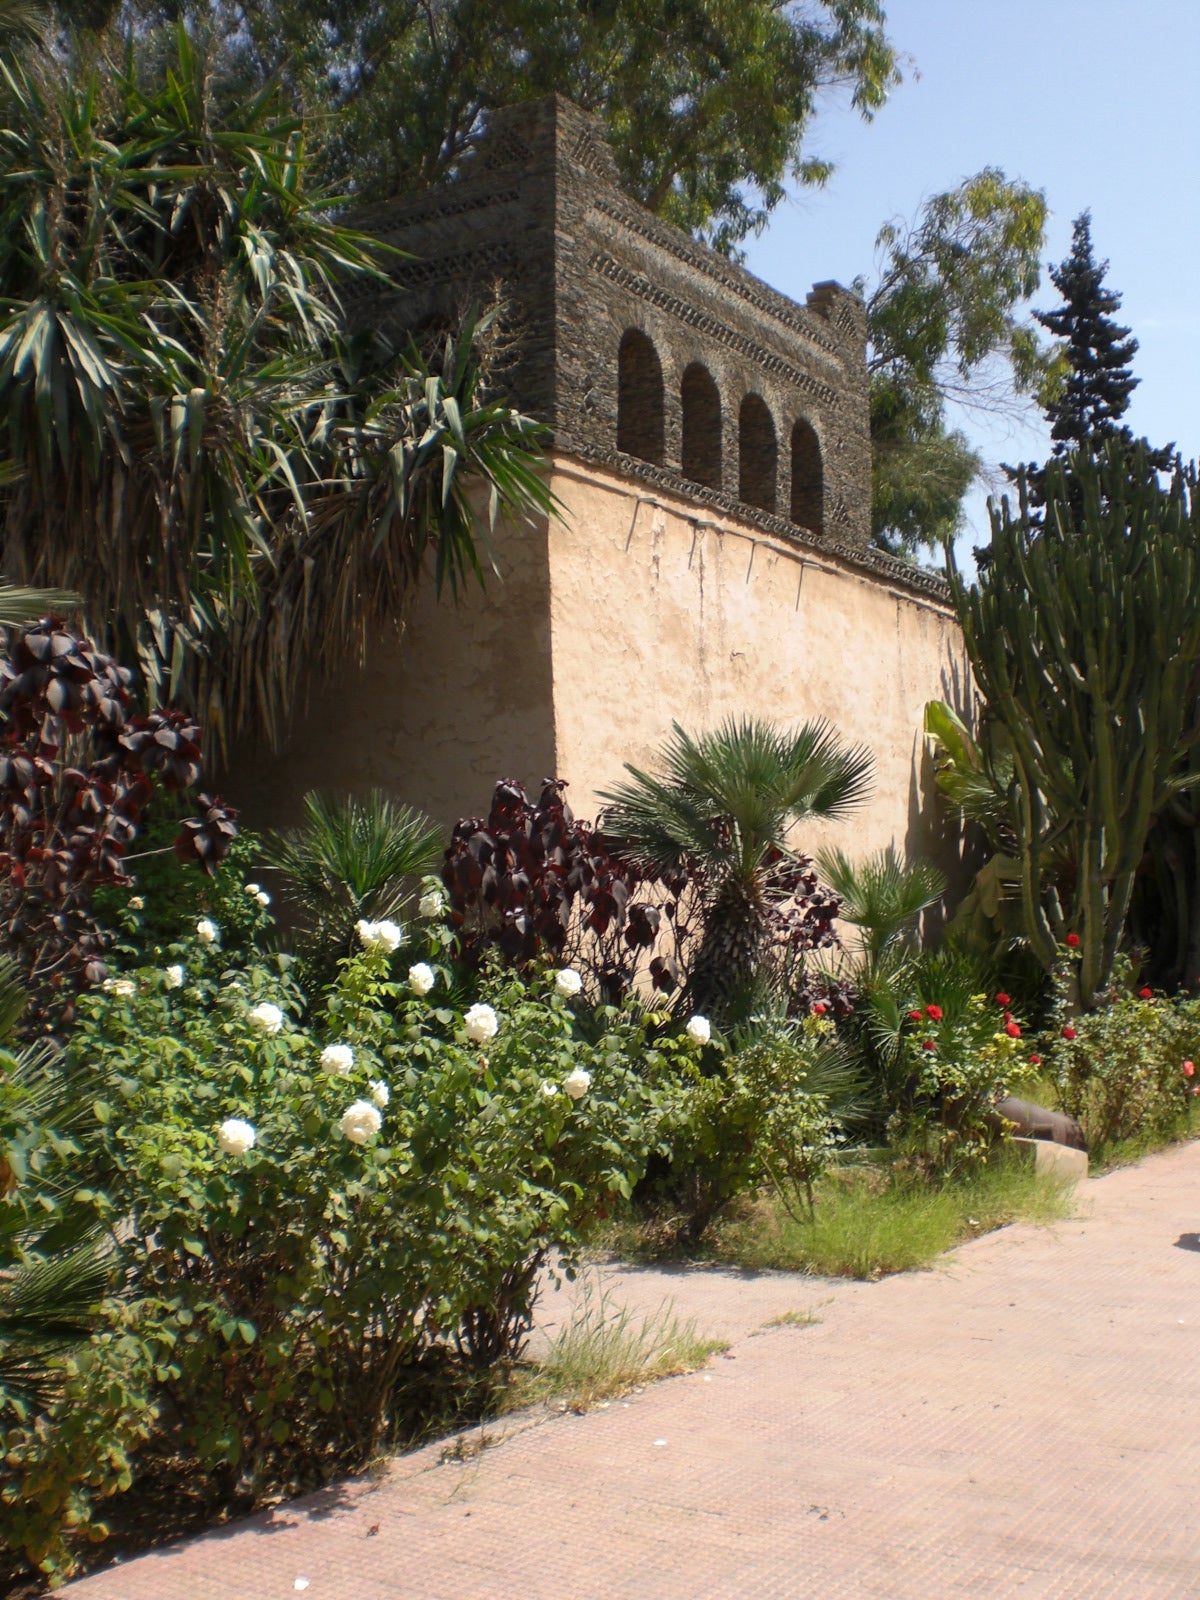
[741,0,1200,564]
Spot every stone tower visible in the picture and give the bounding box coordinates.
[238,96,965,878]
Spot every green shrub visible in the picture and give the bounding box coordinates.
[1051,987,1199,1151]
[647,1014,850,1240]
[3,912,700,1581]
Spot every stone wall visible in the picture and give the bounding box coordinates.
[349,94,876,555]
[233,456,971,892]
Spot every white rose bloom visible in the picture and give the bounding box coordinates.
[408,962,435,996]
[244,883,261,897]
[686,1014,712,1045]
[555,968,583,997]
[369,1079,390,1109]
[374,919,402,952]
[340,1099,383,1144]
[464,1003,499,1043]
[540,1080,559,1098]
[320,1043,354,1077]
[563,1067,592,1101]
[196,918,219,945]
[128,896,144,911]
[256,891,271,909]
[418,890,444,919]
[164,964,185,990]
[217,1117,256,1156]
[102,977,136,999]
[248,1001,285,1035]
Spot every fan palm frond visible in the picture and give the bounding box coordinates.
[0,1237,112,1418]
[818,846,946,961]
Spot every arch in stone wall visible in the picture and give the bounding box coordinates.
[617,329,665,465]
[790,417,824,535]
[680,362,722,490]
[738,393,777,513]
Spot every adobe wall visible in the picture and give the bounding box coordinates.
[233,454,970,892]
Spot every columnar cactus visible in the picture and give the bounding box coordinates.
[947,443,1200,1007]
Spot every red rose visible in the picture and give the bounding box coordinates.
[1028,1053,1042,1067]
[1005,1021,1021,1039]
[925,1003,943,1022]
[1062,1026,1077,1041]
[922,1039,937,1052]
[1184,1060,1195,1078]
[812,1001,827,1016]
[1138,987,1153,1000]
[995,992,1011,1007]
[908,1009,923,1022]
[1065,933,1080,948]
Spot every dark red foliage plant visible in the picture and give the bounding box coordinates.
[442,778,693,1000]
[0,617,238,1011]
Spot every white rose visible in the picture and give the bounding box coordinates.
[563,1067,591,1101]
[464,1003,499,1043]
[418,890,444,919]
[196,918,219,945]
[686,1014,711,1045]
[248,1001,284,1035]
[217,1117,256,1156]
[540,1080,559,1098]
[256,891,271,909]
[369,1079,390,1109]
[340,1099,382,1144]
[102,977,136,999]
[244,883,261,896]
[357,918,403,953]
[555,968,583,997]
[408,962,435,996]
[320,1043,354,1077]
[164,964,185,990]
[128,896,144,911]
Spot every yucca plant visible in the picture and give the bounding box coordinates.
[0,24,555,749]
[601,718,872,1017]
[267,789,443,965]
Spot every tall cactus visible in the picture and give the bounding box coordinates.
[946,444,1200,1007]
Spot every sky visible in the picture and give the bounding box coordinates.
[740,0,1200,567]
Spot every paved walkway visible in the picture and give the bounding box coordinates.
[67,1143,1200,1599]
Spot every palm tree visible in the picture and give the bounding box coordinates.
[601,718,873,1016]
[0,25,555,749]
[817,846,945,970]
[267,790,443,968]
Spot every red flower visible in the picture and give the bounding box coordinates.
[1062,1026,1077,1041]
[1028,1053,1042,1067]
[908,1009,923,1022]
[1065,932,1080,948]
[925,1003,943,1022]
[1184,1060,1195,1078]
[1005,1021,1021,1039]
[811,1001,827,1016]
[1138,987,1153,1000]
[1194,1085,1200,1097]
[995,992,1011,1007]
[921,1039,937,1052]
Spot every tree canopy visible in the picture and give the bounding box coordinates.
[56,0,900,257]
[861,169,1060,556]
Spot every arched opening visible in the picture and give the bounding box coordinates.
[738,393,776,513]
[790,418,824,534]
[680,363,722,489]
[617,329,665,465]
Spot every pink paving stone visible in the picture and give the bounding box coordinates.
[63,1141,1200,1600]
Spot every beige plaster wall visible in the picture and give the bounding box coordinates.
[226,505,557,830]
[545,457,971,876]
[229,453,970,900]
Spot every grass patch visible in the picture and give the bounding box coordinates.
[1088,1101,1200,1173]
[508,1279,726,1413]
[711,1157,1076,1278]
